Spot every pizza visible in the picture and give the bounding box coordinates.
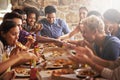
[53,59,73,66]
[52,69,74,76]
[16,41,28,50]
[14,68,30,75]
[26,35,34,40]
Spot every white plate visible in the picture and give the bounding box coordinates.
[45,65,63,69]
[14,68,30,77]
[21,59,42,68]
[74,68,99,78]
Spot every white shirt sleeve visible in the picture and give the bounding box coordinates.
[0,41,4,63]
[108,58,120,69]
[101,68,113,79]
[101,67,120,80]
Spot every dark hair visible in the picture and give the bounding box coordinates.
[79,6,88,12]
[0,20,17,46]
[12,9,26,15]
[87,10,101,17]
[0,20,17,33]
[24,7,39,21]
[87,10,103,20]
[45,5,56,15]
[3,12,22,21]
[103,9,120,24]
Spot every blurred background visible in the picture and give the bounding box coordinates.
[0,0,120,30]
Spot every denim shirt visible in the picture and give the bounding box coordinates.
[38,18,70,38]
[94,36,120,61]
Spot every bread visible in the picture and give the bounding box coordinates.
[15,68,30,75]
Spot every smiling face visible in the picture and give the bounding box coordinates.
[3,26,20,46]
[46,13,56,24]
[27,13,36,27]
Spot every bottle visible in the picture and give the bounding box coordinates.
[30,45,42,80]
[30,59,38,80]
[30,60,42,80]
[30,44,38,80]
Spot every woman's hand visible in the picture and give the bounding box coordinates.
[10,47,20,57]
[26,35,36,44]
[31,23,43,33]
[17,50,38,61]
[25,35,36,48]
[35,23,43,32]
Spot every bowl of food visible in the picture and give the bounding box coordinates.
[52,69,74,76]
[14,68,30,77]
[74,68,99,78]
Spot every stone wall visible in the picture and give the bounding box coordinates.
[0,0,118,39]
[11,0,113,39]
[11,0,90,30]
[42,0,90,30]
[8,0,120,29]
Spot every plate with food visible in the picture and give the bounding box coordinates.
[24,61,40,66]
[52,69,74,76]
[74,68,99,78]
[45,59,74,69]
[45,60,63,69]
[45,65,63,69]
[21,60,42,68]
[14,68,30,77]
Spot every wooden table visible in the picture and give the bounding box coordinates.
[13,46,107,80]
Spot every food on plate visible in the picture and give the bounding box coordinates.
[16,41,28,50]
[53,59,73,66]
[80,70,94,76]
[75,68,99,77]
[43,47,79,69]
[49,51,62,57]
[52,69,74,76]
[14,68,30,75]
